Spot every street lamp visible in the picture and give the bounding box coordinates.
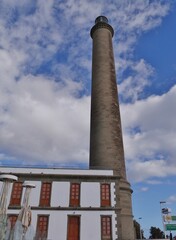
[160,201,166,238]
[0,174,18,240]
[138,217,142,239]
[12,182,36,240]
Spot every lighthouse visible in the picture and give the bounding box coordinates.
[89,16,135,240]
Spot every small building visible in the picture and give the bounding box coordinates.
[0,166,119,240]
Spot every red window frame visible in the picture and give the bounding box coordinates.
[8,214,18,229]
[101,183,111,206]
[39,182,52,207]
[69,183,80,207]
[9,182,23,206]
[36,215,49,240]
[67,216,80,240]
[101,216,112,240]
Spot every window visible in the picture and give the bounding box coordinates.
[36,215,49,240]
[70,183,80,207]
[67,216,80,240]
[101,216,112,240]
[9,182,23,206]
[8,214,18,229]
[101,183,111,206]
[39,182,52,207]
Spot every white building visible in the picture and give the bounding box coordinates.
[0,166,119,240]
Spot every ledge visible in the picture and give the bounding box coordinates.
[8,206,120,211]
[4,173,120,182]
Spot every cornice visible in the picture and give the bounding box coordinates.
[90,22,114,38]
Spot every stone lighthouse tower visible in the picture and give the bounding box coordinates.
[90,16,135,240]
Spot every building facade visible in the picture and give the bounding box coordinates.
[0,167,121,240]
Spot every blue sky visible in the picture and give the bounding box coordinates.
[0,0,176,238]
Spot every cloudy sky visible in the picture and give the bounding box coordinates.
[0,0,176,237]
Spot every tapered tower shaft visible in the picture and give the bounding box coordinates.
[89,16,135,240]
[89,16,126,178]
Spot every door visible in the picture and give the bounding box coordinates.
[67,216,80,240]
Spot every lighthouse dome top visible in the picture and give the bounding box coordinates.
[95,16,108,24]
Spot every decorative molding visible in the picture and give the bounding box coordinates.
[8,205,120,211]
[2,172,120,182]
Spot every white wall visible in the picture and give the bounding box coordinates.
[5,209,117,240]
[0,179,116,208]
[81,182,100,207]
[27,181,116,208]
[31,210,116,240]
[51,182,70,207]
[0,168,118,240]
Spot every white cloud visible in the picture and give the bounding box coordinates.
[0,75,90,165]
[127,159,176,182]
[121,85,176,182]
[167,195,176,204]
[140,187,149,192]
[119,59,154,102]
[113,0,170,34]
[146,180,162,185]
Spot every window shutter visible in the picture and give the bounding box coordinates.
[9,182,23,206]
[70,183,80,207]
[101,216,112,240]
[36,215,49,240]
[39,182,51,207]
[101,184,111,206]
